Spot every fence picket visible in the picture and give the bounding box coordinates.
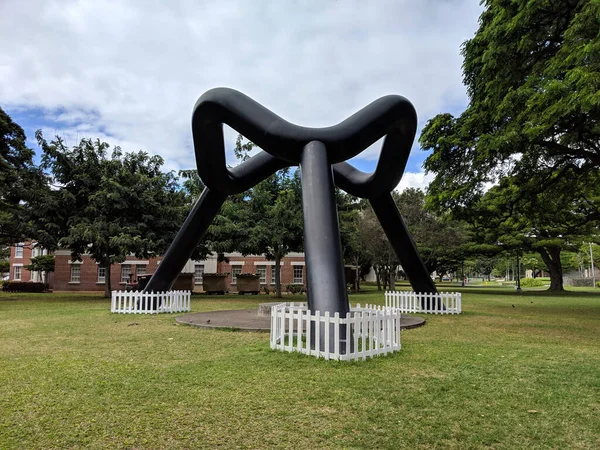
[110,290,190,314]
[333,312,340,360]
[384,291,461,314]
[269,303,403,361]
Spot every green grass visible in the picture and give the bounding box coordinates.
[1,287,599,449]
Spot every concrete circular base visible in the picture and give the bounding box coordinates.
[176,308,425,332]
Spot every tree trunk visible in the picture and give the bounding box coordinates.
[389,267,396,291]
[274,253,282,298]
[382,266,388,290]
[538,246,564,291]
[105,263,112,298]
[354,257,360,292]
[375,265,382,291]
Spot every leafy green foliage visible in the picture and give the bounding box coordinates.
[1,281,45,292]
[520,277,545,287]
[25,254,55,274]
[393,188,471,279]
[37,133,187,297]
[420,1,600,290]
[0,259,9,276]
[0,108,48,246]
[204,135,304,297]
[285,284,306,294]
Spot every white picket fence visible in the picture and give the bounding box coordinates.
[111,290,191,314]
[385,291,461,314]
[270,302,401,361]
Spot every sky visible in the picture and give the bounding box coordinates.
[0,0,483,192]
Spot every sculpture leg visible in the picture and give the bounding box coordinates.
[300,141,351,352]
[144,187,227,295]
[369,192,438,308]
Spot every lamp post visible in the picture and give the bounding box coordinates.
[590,242,596,288]
[516,251,522,292]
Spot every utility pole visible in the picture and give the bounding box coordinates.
[516,251,522,292]
[590,242,596,288]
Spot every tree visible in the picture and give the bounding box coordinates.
[0,259,8,279]
[241,168,303,298]
[420,0,600,291]
[392,188,471,280]
[356,206,399,291]
[337,193,370,292]
[463,174,599,290]
[204,135,304,297]
[473,256,496,281]
[37,133,187,297]
[521,254,546,279]
[25,254,55,288]
[0,107,48,246]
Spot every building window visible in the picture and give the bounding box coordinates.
[194,264,204,284]
[70,265,81,283]
[271,267,276,285]
[98,267,106,283]
[293,266,303,284]
[121,264,132,283]
[14,266,22,281]
[231,266,242,284]
[256,265,267,284]
[136,265,147,278]
[15,246,23,258]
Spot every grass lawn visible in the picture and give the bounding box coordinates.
[1,286,599,449]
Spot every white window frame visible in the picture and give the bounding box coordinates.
[70,265,81,283]
[14,245,23,258]
[194,264,204,284]
[231,266,242,285]
[293,266,304,284]
[256,265,267,284]
[120,264,132,283]
[97,266,106,284]
[136,264,147,277]
[13,265,22,281]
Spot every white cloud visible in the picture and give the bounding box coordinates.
[0,0,482,172]
[395,171,435,193]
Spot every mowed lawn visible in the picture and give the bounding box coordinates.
[0,286,599,449]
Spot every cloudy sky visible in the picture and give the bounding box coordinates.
[0,0,482,192]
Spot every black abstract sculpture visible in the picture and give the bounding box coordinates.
[145,88,437,324]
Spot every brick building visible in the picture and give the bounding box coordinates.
[7,242,51,284]
[7,243,307,292]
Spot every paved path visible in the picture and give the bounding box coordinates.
[176,308,425,331]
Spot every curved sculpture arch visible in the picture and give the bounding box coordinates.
[144,88,437,319]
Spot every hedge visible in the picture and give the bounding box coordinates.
[519,278,545,287]
[2,282,46,292]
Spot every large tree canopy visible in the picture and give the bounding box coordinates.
[0,107,47,246]
[420,0,600,290]
[37,133,187,297]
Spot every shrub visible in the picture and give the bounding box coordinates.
[236,273,259,279]
[202,273,229,277]
[2,282,46,292]
[286,284,306,294]
[519,278,545,287]
[261,286,271,295]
